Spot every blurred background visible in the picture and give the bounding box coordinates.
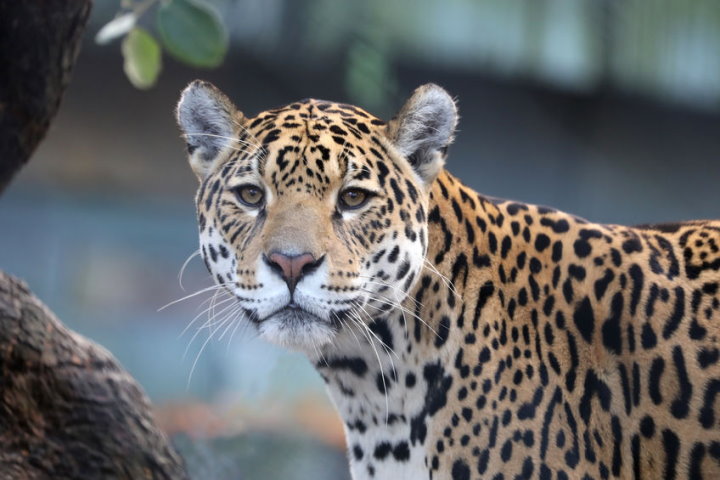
[1,0,719,478]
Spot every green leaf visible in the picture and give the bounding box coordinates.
[121,28,162,90]
[156,0,228,68]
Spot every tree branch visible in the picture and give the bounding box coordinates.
[0,272,189,479]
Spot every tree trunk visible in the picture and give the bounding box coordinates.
[0,0,91,193]
[0,273,190,479]
[0,2,191,479]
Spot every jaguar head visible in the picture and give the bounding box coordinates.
[176,81,457,354]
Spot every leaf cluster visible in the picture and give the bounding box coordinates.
[96,0,228,89]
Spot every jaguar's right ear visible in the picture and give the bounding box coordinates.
[176,80,244,180]
[385,84,458,188]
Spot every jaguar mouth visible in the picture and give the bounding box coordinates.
[255,301,336,352]
[268,302,324,324]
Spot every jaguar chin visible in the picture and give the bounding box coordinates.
[255,304,336,352]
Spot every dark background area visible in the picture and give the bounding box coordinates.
[1,1,718,478]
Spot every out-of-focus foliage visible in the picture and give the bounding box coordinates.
[98,0,720,112]
[121,28,162,89]
[98,0,228,88]
[157,0,228,68]
[95,11,137,44]
[300,0,720,112]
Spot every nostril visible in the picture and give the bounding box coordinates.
[291,253,317,276]
[264,252,323,292]
[265,252,293,281]
[300,254,325,276]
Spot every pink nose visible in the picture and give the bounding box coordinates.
[266,252,320,293]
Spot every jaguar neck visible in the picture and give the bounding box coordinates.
[314,170,504,479]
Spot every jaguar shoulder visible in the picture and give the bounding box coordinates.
[175,80,720,480]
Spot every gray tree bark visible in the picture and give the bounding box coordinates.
[0,2,191,479]
[0,274,189,479]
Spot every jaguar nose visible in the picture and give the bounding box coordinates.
[264,252,324,294]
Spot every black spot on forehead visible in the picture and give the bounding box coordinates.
[259,99,383,123]
[234,99,389,198]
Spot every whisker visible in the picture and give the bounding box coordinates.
[423,258,460,298]
[349,309,391,423]
[361,290,441,339]
[233,122,268,156]
[314,333,330,368]
[336,314,362,350]
[218,305,244,341]
[226,309,251,353]
[178,293,235,338]
[187,315,233,387]
[183,296,239,357]
[178,249,201,291]
[352,302,401,360]
[207,286,227,337]
[357,276,424,309]
[350,306,399,391]
[182,132,261,150]
[205,290,239,336]
[158,282,233,311]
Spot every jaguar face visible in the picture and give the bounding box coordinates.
[176,81,457,354]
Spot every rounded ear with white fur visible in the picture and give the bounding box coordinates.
[386,84,458,187]
[175,80,243,180]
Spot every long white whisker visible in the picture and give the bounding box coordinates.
[338,314,363,349]
[158,282,232,311]
[187,315,233,387]
[178,249,201,291]
[197,295,237,330]
[183,296,239,358]
[207,287,224,337]
[182,132,260,150]
[206,289,238,336]
[351,306,398,393]
[361,290,440,339]
[352,307,399,382]
[178,293,235,338]
[350,309,390,423]
[315,333,330,368]
[226,309,250,353]
[218,305,244,341]
[358,276,424,309]
[353,302,401,360]
[233,122,268,156]
[423,258,460,298]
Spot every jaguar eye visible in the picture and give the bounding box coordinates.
[339,188,370,210]
[234,184,265,207]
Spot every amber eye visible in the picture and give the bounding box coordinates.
[234,184,264,207]
[339,188,371,210]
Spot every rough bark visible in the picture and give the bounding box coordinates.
[0,272,189,480]
[0,0,92,193]
[0,2,192,478]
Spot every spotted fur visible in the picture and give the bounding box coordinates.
[176,81,720,480]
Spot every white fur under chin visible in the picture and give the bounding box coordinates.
[257,313,336,353]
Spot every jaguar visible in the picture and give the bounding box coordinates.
[175,80,720,480]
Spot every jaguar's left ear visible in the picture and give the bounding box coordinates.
[386,84,458,187]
